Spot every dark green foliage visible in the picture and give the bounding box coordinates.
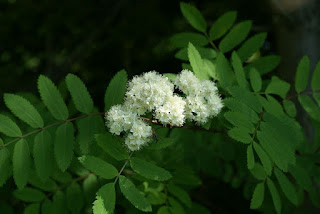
[0,3,319,214]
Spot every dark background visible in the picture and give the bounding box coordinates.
[0,0,319,213]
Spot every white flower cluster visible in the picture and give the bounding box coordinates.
[175,70,223,124]
[106,70,223,151]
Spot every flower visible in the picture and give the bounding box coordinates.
[105,69,223,151]
[124,71,174,115]
[154,95,186,126]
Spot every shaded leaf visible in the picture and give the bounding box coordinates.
[130,157,172,181]
[253,142,272,176]
[250,182,264,209]
[167,184,191,208]
[79,156,118,179]
[13,139,31,189]
[244,55,281,76]
[93,183,116,214]
[38,75,69,120]
[104,70,127,111]
[247,144,255,170]
[298,95,320,122]
[219,20,252,53]
[65,74,94,114]
[0,114,22,137]
[237,33,267,62]
[249,68,262,92]
[13,187,45,202]
[274,168,298,206]
[33,130,54,182]
[228,127,252,144]
[295,56,310,93]
[265,76,290,99]
[170,32,208,48]
[180,2,206,32]
[119,175,152,212]
[4,94,44,128]
[95,133,129,161]
[283,100,297,118]
[209,11,237,40]
[232,51,248,88]
[54,122,74,171]
[267,178,281,214]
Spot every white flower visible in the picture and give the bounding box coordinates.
[105,105,139,135]
[125,132,152,151]
[185,96,210,124]
[124,71,174,115]
[154,95,186,126]
[175,69,201,95]
[130,119,152,138]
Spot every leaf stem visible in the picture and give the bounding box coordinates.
[1,112,105,149]
[114,151,134,185]
[204,32,219,52]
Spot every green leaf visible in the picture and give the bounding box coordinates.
[244,55,281,76]
[147,137,176,150]
[215,52,235,89]
[295,56,310,93]
[167,184,191,208]
[119,175,152,212]
[0,114,22,137]
[79,156,118,179]
[4,94,44,128]
[253,142,272,176]
[224,98,259,123]
[209,11,237,40]
[228,127,252,144]
[66,182,84,214]
[180,2,206,32]
[13,139,31,189]
[266,76,290,99]
[93,197,108,214]
[283,100,297,118]
[54,122,74,171]
[203,59,217,80]
[250,163,267,180]
[289,165,312,192]
[274,168,298,206]
[224,111,254,133]
[78,116,104,155]
[231,51,248,88]
[170,32,208,48]
[250,182,264,209]
[188,43,208,80]
[93,183,115,214]
[257,117,296,172]
[267,178,281,214]
[311,61,320,105]
[38,75,69,120]
[163,73,177,81]
[175,46,216,61]
[83,174,99,203]
[249,68,262,92]
[228,86,262,113]
[157,206,170,214]
[168,197,184,214]
[258,95,285,117]
[298,95,320,122]
[104,70,127,111]
[65,74,94,114]
[13,187,45,202]
[237,33,267,62]
[24,203,40,214]
[95,133,129,161]
[33,130,54,182]
[247,144,255,170]
[0,138,11,187]
[130,157,172,181]
[219,20,252,53]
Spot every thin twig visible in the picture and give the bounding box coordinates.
[204,32,219,52]
[1,112,105,149]
[114,152,134,185]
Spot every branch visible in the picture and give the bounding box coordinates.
[1,112,105,149]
